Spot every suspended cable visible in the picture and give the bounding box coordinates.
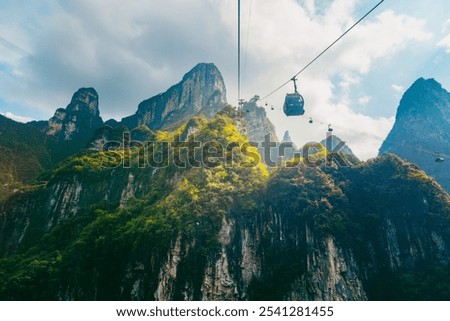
[263,103,386,141]
[416,147,450,159]
[243,0,254,82]
[238,0,241,107]
[261,0,384,101]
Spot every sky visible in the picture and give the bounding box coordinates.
[0,0,449,160]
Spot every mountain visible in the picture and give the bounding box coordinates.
[0,115,52,201]
[26,88,104,164]
[1,111,450,300]
[45,87,103,141]
[2,67,450,301]
[0,88,104,201]
[241,97,278,143]
[45,88,104,163]
[241,97,279,164]
[320,134,358,158]
[379,78,450,191]
[121,63,227,131]
[282,130,292,142]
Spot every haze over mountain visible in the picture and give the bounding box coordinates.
[379,78,450,192]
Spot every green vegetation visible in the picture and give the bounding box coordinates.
[0,115,52,200]
[1,113,450,300]
[0,113,269,299]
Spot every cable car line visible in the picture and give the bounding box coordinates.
[416,147,450,163]
[263,101,386,141]
[238,0,241,107]
[260,0,384,102]
[243,0,254,81]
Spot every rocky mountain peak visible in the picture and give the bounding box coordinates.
[396,77,450,120]
[68,87,100,118]
[282,130,292,142]
[379,77,450,191]
[46,87,103,141]
[320,134,356,157]
[121,63,227,131]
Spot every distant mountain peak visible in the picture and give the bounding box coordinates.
[181,63,220,81]
[46,87,103,141]
[320,134,357,158]
[68,87,100,118]
[379,77,450,191]
[396,77,449,119]
[282,130,292,142]
[121,63,227,131]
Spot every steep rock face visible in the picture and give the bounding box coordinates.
[38,88,104,163]
[242,98,278,144]
[379,78,450,192]
[320,134,357,158]
[287,235,366,300]
[46,88,103,141]
[121,63,227,131]
[241,98,279,163]
[0,164,155,257]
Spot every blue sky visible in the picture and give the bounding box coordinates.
[0,0,449,159]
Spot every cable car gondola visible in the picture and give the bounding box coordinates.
[435,152,445,163]
[283,77,304,116]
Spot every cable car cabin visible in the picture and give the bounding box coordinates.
[283,93,304,116]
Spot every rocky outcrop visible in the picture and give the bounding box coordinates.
[320,134,357,158]
[46,88,103,141]
[0,167,154,256]
[287,235,366,300]
[379,78,450,192]
[121,63,227,131]
[241,98,279,164]
[34,88,105,163]
[242,97,278,144]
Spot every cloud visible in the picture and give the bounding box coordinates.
[392,84,404,93]
[225,1,432,159]
[0,0,446,159]
[0,111,34,123]
[0,0,236,119]
[437,35,450,53]
[358,95,371,106]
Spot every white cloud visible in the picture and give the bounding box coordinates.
[437,34,450,53]
[442,19,450,32]
[224,1,431,160]
[392,84,404,94]
[1,111,33,123]
[358,95,371,106]
[0,0,446,159]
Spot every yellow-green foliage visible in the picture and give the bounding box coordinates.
[407,168,433,182]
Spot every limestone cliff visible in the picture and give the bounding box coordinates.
[46,88,103,141]
[121,63,227,131]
